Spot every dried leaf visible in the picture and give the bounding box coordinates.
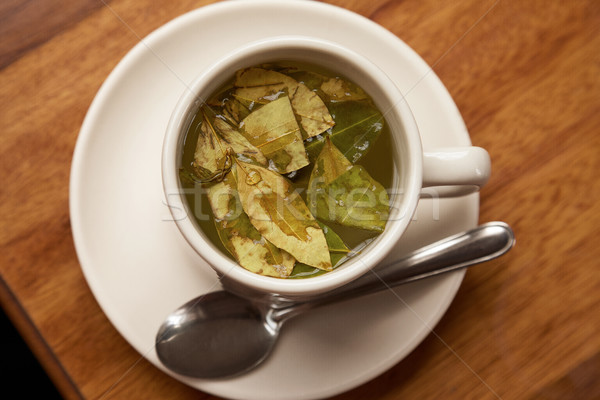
[320,77,368,101]
[236,160,332,270]
[193,115,226,174]
[191,151,233,184]
[234,67,290,103]
[304,100,384,164]
[234,67,334,138]
[212,118,267,166]
[193,110,267,177]
[289,222,351,278]
[309,133,353,183]
[208,169,295,278]
[284,69,325,91]
[240,96,309,174]
[286,70,368,101]
[222,97,251,125]
[307,138,389,232]
[290,84,335,139]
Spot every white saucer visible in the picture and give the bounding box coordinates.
[70,1,479,399]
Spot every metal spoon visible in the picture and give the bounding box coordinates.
[156,221,514,379]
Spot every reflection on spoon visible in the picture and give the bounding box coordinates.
[156,222,514,379]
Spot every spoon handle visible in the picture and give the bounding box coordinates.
[271,222,514,322]
[370,221,514,286]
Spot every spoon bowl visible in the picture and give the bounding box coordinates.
[156,291,277,378]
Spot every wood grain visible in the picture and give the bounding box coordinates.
[0,0,110,69]
[1,0,598,399]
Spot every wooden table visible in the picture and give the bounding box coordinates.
[1,0,598,399]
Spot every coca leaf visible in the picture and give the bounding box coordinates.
[222,97,251,125]
[212,118,267,166]
[320,77,368,101]
[193,110,266,176]
[193,115,226,174]
[236,160,332,270]
[288,70,368,102]
[305,101,384,164]
[289,222,351,279]
[307,138,389,232]
[240,96,309,174]
[234,67,334,138]
[208,169,295,278]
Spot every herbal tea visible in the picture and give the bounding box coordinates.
[179,62,394,278]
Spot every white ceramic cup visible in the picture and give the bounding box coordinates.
[162,36,490,298]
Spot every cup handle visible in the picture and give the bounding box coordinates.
[421,147,491,198]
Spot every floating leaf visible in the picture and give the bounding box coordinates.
[202,83,251,124]
[208,168,295,278]
[320,77,368,101]
[193,110,267,176]
[240,96,309,174]
[235,160,332,270]
[193,114,226,174]
[234,67,334,138]
[307,138,389,232]
[222,97,251,125]
[289,222,351,279]
[212,118,267,166]
[286,70,368,101]
[192,151,233,184]
[305,101,384,164]
[290,84,336,139]
[234,67,289,103]
[308,133,353,183]
[284,69,325,91]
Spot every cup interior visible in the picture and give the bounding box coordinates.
[162,36,423,297]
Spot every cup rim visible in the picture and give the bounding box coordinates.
[162,35,423,296]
